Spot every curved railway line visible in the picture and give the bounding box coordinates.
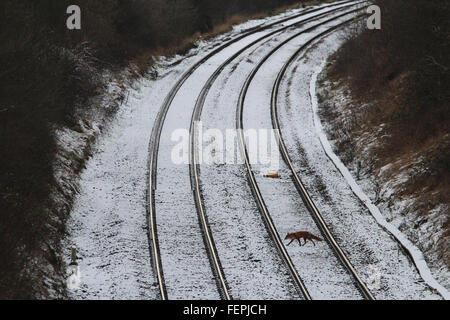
[147,1,369,300]
[236,10,372,300]
[270,20,375,300]
[189,2,364,300]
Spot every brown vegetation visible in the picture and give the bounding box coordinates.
[323,0,449,276]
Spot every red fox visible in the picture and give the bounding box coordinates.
[285,231,323,246]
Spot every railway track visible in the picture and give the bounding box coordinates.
[270,17,375,301]
[148,0,366,300]
[189,2,364,300]
[237,11,375,299]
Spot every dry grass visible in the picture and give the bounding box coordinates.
[319,69,450,273]
[151,0,344,58]
[273,0,338,15]
[322,1,450,274]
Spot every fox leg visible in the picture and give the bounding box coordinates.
[297,238,303,246]
[287,239,294,246]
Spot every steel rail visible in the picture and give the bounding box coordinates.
[147,0,359,300]
[188,1,364,300]
[237,7,367,300]
[270,14,375,300]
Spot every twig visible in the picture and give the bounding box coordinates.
[426,55,448,72]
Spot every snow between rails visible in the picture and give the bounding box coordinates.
[310,60,449,300]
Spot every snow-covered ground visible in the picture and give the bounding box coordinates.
[63,0,444,300]
[63,2,352,300]
[275,29,443,299]
[313,65,450,299]
[241,11,369,300]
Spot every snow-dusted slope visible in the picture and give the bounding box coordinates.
[275,29,442,299]
[311,62,449,299]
